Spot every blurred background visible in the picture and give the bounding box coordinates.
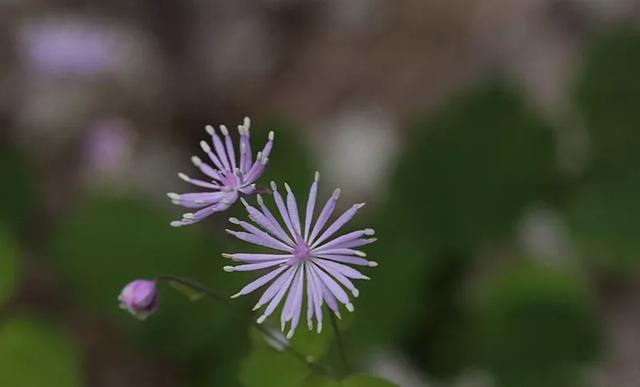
[1,1,640,386]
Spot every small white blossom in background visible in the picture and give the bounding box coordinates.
[315,108,400,200]
[517,205,574,266]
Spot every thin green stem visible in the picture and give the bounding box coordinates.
[329,312,349,376]
[157,274,334,377]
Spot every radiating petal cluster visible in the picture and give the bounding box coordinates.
[223,172,377,338]
[168,117,274,227]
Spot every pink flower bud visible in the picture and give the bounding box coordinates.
[118,279,158,320]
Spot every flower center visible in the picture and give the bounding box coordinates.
[290,241,311,264]
[220,170,239,190]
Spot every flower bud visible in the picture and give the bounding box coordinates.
[118,279,158,320]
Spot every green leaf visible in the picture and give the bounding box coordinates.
[239,345,311,387]
[168,279,205,302]
[242,324,336,387]
[304,375,341,387]
[288,374,398,387]
[248,324,331,369]
[289,327,332,360]
[0,227,20,307]
[250,325,332,359]
[340,374,398,387]
[470,264,600,387]
[0,317,82,387]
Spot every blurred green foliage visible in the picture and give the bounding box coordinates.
[50,192,249,385]
[9,26,640,387]
[337,374,398,387]
[0,317,82,387]
[569,29,640,272]
[45,117,318,387]
[395,81,556,251]
[240,345,311,387]
[567,173,640,272]
[305,374,398,387]
[470,265,599,387]
[354,81,556,351]
[0,146,36,231]
[240,325,331,387]
[0,227,20,307]
[575,29,640,176]
[51,193,211,316]
[255,118,316,191]
[241,326,395,387]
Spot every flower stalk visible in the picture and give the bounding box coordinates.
[329,311,349,377]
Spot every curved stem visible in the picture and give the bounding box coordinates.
[329,312,349,376]
[157,274,334,377]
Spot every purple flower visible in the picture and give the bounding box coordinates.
[118,279,158,320]
[83,117,135,178]
[168,117,274,227]
[223,173,377,338]
[21,20,119,77]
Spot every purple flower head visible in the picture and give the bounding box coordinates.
[118,279,158,320]
[223,172,378,339]
[168,117,274,227]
